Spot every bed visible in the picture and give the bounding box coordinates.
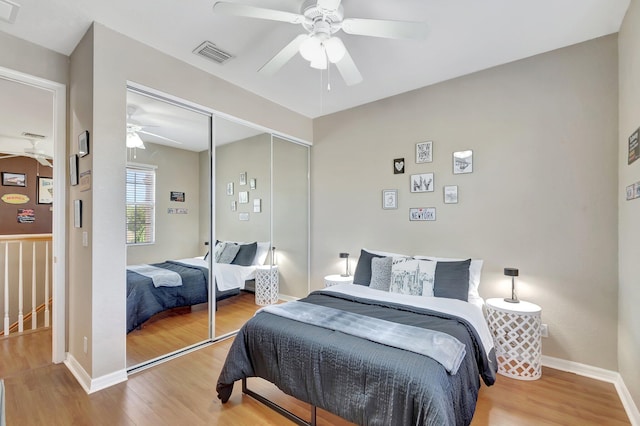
[126,241,270,333]
[216,249,497,426]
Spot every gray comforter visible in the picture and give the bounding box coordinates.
[216,290,497,426]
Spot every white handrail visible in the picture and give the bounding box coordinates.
[3,246,8,336]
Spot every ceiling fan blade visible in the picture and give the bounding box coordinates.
[334,48,363,86]
[259,34,308,76]
[0,154,20,160]
[212,1,305,24]
[137,129,183,145]
[317,0,342,11]
[342,18,428,40]
[37,156,52,167]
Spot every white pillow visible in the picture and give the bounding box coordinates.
[254,242,271,265]
[389,257,437,297]
[414,255,483,300]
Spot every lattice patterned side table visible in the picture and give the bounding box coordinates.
[324,274,353,287]
[485,298,542,380]
[255,265,279,305]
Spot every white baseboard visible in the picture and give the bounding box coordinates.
[542,355,640,426]
[64,354,128,394]
[277,293,299,302]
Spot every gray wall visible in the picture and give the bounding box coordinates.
[126,142,203,265]
[618,0,640,410]
[312,35,619,370]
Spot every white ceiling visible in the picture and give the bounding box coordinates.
[0,0,630,119]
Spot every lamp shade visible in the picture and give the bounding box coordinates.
[339,252,349,258]
[504,268,519,277]
[299,36,322,62]
[126,131,145,149]
[324,37,346,63]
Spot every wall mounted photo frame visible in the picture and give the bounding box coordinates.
[239,191,249,203]
[416,141,433,163]
[74,199,82,228]
[1,172,26,187]
[240,172,247,185]
[629,127,639,165]
[239,212,249,221]
[453,150,473,174]
[69,154,79,186]
[227,182,234,195]
[170,191,185,202]
[37,177,54,204]
[409,207,436,221]
[410,173,434,192]
[253,198,261,213]
[443,185,458,204]
[382,189,398,209]
[250,178,256,189]
[78,130,90,157]
[393,158,405,174]
[231,200,237,211]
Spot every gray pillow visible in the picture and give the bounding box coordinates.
[218,244,240,264]
[231,242,257,266]
[353,249,385,285]
[433,259,471,301]
[369,257,392,291]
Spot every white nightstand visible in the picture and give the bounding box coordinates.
[255,265,279,305]
[324,274,353,287]
[485,298,542,381]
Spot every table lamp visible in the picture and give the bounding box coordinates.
[504,267,519,303]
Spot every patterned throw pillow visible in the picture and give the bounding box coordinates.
[390,257,436,296]
[213,241,227,262]
[218,243,240,264]
[369,257,393,291]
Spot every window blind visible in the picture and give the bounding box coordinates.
[126,166,155,244]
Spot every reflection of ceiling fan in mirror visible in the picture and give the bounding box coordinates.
[126,105,183,150]
[0,134,53,167]
[212,0,428,86]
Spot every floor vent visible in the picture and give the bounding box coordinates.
[193,41,234,65]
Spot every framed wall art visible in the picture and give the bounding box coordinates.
[250,178,256,189]
[1,172,26,187]
[227,182,234,195]
[69,154,79,186]
[78,130,90,157]
[170,191,185,202]
[240,172,247,185]
[416,141,433,163]
[410,173,434,192]
[393,158,405,174]
[37,177,54,204]
[239,191,249,203]
[443,185,458,204]
[409,207,436,221]
[382,189,398,209]
[453,150,473,174]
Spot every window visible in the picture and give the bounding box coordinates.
[126,165,156,244]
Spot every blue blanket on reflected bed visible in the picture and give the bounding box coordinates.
[126,261,209,333]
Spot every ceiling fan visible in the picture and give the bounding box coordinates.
[212,0,428,86]
[0,137,53,167]
[126,105,183,149]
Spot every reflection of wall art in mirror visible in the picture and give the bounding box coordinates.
[253,198,261,213]
[443,185,458,204]
[239,212,249,221]
[2,172,26,187]
[231,200,237,211]
[78,130,90,157]
[393,158,405,174]
[79,170,91,192]
[239,191,249,203]
[17,208,35,223]
[240,172,247,185]
[227,182,234,195]
[416,141,433,163]
[410,173,434,192]
[69,154,78,186]
[409,207,436,221]
[74,199,82,228]
[453,150,473,174]
[382,189,397,209]
[37,177,53,204]
[250,178,256,189]
[626,184,635,200]
[170,191,185,202]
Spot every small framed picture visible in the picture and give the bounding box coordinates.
[626,184,635,200]
[409,207,436,221]
[240,172,247,185]
[226,182,234,195]
[1,172,26,187]
[74,199,82,228]
[393,158,405,174]
[416,141,433,163]
[410,173,434,193]
[37,177,54,204]
[239,191,249,203]
[250,178,256,189]
[453,150,473,174]
[69,154,79,186]
[382,189,398,209]
[253,198,261,213]
[636,182,640,199]
[444,185,458,204]
[231,201,237,211]
[239,212,249,221]
[78,130,89,157]
[170,191,185,202]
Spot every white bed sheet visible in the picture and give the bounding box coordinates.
[175,257,256,291]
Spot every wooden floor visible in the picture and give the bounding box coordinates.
[1,296,631,426]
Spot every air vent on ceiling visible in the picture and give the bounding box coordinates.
[193,41,234,65]
[21,132,46,139]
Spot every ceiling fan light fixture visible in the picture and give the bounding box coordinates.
[126,131,145,149]
[324,36,345,63]
[299,35,322,62]
[309,51,328,69]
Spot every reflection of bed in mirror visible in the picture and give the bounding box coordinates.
[126,241,269,333]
